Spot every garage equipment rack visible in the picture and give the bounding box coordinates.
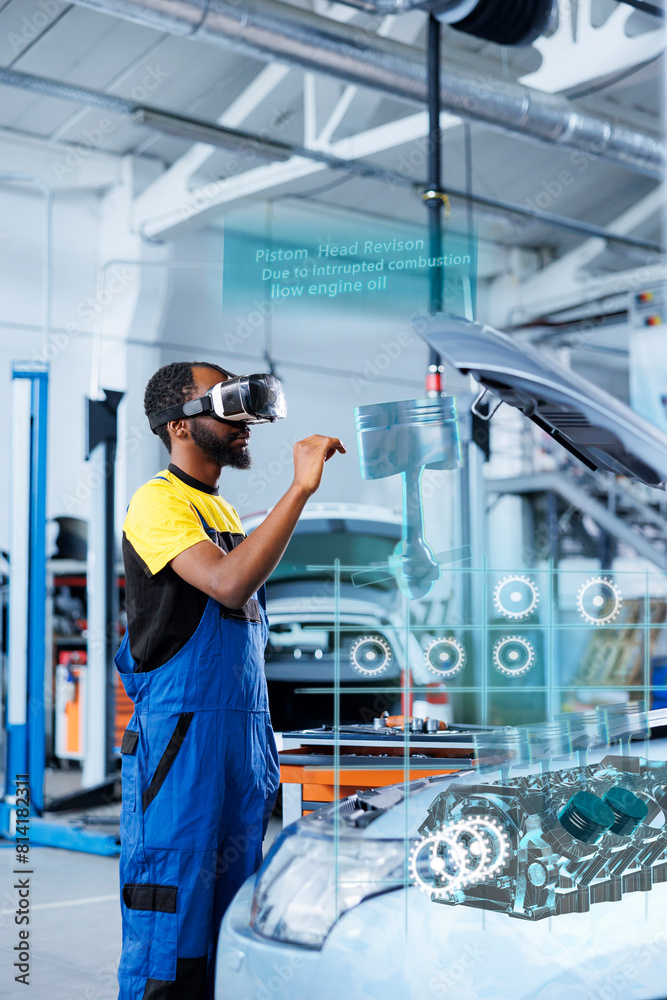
[279,722,498,824]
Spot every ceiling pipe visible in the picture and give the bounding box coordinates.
[287,0,664,21]
[67,0,664,178]
[0,65,661,254]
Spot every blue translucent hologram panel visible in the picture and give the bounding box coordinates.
[285,561,667,728]
[222,203,477,328]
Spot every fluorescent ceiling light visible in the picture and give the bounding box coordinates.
[132,108,292,162]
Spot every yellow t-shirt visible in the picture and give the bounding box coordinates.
[123,466,244,577]
[121,465,249,671]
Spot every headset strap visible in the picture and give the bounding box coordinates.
[148,394,214,430]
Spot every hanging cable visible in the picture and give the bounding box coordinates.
[464,122,475,318]
[618,0,664,18]
[568,51,663,99]
[423,14,445,396]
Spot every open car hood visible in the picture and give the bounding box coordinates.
[414,314,667,489]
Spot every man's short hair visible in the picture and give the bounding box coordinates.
[144,361,228,452]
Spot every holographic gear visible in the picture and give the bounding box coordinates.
[577,576,623,626]
[410,817,510,898]
[493,635,536,677]
[424,637,466,679]
[349,635,392,677]
[493,575,540,621]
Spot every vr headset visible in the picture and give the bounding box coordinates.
[148,370,286,430]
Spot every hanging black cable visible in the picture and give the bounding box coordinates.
[423,14,446,395]
[618,0,664,18]
[568,51,663,99]
[464,122,474,269]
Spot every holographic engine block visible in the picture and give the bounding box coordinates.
[417,756,667,920]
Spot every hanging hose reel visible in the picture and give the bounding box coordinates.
[428,0,556,46]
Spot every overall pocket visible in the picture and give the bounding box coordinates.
[120,727,139,814]
[119,883,178,982]
[216,618,270,711]
[141,713,193,813]
[142,712,218,852]
[263,720,281,836]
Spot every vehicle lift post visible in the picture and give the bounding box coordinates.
[2,363,49,826]
[0,363,120,854]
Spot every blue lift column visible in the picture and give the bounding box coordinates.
[1,364,120,855]
[3,362,48,827]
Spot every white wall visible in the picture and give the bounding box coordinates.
[0,183,102,551]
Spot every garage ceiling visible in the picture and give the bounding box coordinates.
[0,0,663,260]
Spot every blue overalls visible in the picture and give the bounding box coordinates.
[115,507,280,1000]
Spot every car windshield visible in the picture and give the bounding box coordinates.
[269,518,400,590]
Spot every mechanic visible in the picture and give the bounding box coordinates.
[114,361,345,1000]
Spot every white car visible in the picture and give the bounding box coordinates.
[243,503,440,731]
[215,722,667,1000]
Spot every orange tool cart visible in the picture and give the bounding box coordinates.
[279,717,496,825]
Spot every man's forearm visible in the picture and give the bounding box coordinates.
[170,435,344,606]
[211,483,310,607]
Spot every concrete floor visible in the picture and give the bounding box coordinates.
[0,845,121,999]
[0,813,282,999]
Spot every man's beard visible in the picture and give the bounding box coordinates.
[190,421,252,470]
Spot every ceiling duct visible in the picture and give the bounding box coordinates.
[67,0,664,178]
[0,63,659,253]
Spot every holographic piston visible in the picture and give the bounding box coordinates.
[355,396,462,599]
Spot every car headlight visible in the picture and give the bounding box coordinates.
[250,827,407,949]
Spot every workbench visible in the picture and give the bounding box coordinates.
[279,722,499,825]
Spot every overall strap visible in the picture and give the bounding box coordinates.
[155,473,216,538]
[191,504,216,538]
[159,474,265,611]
